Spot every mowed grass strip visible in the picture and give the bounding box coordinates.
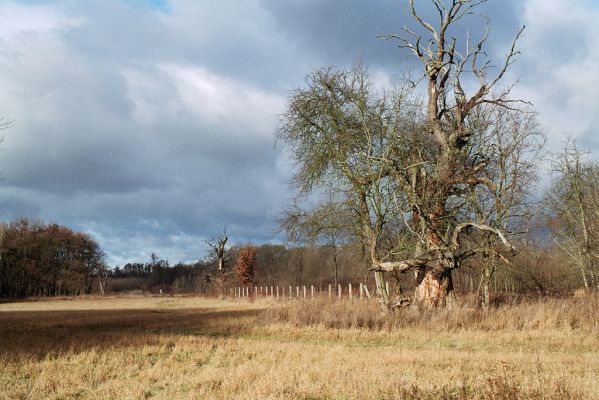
[0,296,597,399]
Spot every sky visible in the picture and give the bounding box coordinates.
[0,0,597,266]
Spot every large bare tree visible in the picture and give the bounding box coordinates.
[278,64,420,309]
[279,1,537,309]
[370,0,527,307]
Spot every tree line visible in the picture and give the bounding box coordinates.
[0,200,596,303]
[0,219,106,299]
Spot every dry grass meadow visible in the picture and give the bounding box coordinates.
[1,295,598,399]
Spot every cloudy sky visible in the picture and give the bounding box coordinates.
[0,0,597,266]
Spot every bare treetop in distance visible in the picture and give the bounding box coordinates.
[206,228,229,272]
[206,228,230,297]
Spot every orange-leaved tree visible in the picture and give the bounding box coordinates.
[234,246,257,286]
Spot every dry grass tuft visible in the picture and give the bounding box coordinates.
[0,295,598,399]
[266,293,599,332]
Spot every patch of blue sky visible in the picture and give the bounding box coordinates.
[11,0,171,12]
[121,0,171,13]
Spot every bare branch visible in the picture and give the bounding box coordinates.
[408,0,439,41]
[451,222,516,253]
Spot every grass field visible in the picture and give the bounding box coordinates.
[1,295,598,399]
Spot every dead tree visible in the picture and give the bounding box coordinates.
[206,229,230,297]
[371,0,527,308]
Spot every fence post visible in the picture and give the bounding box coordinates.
[338,284,342,299]
[255,287,257,298]
[271,286,274,298]
[349,283,352,300]
[311,285,314,299]
[289,286,292,299]
[360,283,363,300]
[246,287,249,297]
[296,286,300,298]
[276,286,280,299]
[303,286,306,299]
[328,284,332,299]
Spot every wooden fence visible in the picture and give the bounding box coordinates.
[230,282,388,300]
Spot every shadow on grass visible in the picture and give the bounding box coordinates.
[0,307,262,360]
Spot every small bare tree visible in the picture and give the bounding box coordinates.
[280,193,354,288]
[97,264,110,295]
[464,106,544,309]
[206,229,230,297]
[545,141,599,291]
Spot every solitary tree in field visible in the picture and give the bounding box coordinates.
[363,0,528,308]
[234,246,257,286]
[280,0,536,309]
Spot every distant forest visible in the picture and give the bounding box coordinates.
[0,215,589,301]
[0,219,104,299]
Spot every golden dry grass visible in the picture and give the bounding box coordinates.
[0,295,598,399]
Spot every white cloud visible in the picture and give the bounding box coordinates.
[161,64,284,135]
[0,3,79,40]
[514,0,599,151]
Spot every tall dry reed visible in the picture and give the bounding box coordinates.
[265,293,599,332]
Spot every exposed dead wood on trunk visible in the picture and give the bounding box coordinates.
[376,0,526,308]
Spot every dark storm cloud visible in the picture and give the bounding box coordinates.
[0,0,596,265]
[261,0,522,72]
[0,0,291,264]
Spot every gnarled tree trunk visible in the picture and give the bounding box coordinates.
[414,268,456,309]
[373,270,390,312]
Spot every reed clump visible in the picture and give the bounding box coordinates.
[265,293,599,332]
